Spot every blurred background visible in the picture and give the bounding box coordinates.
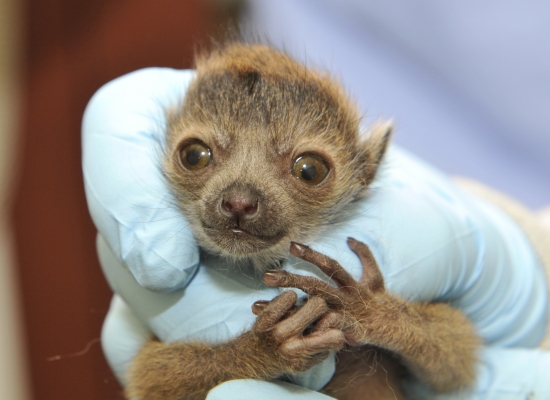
[1,0,549,399]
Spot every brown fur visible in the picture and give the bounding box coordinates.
[125,43,479,400]
[322,347,406,400]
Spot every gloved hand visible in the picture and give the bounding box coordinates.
[83,68,549,398]
[83,68,200,293]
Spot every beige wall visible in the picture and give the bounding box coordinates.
[0,0,30,399]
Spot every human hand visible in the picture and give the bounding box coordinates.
[86,67,548,397]
[85,67,546,347]
[83,68,200,292]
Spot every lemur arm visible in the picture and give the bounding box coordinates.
[264,239,480,392]
[126,291,344,400]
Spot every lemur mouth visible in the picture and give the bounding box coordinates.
[224,227,259,241]
[212,226,280,243]
[202,225,284,254]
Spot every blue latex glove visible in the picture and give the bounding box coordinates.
[83,68,199,293]
[84,68,549,398]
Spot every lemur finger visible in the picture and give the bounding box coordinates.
[254,291,298,332]
[280,329,345,356]
[272,297,328,341]
[263,270,344,306]
[252,300,270,315]
[311,312,345,333]
[347,238,385,293]
[290,242,357,289]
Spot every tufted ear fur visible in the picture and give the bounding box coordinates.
[364,120,393,184]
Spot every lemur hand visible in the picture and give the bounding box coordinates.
[264,239,479,392]
[244,291,345,376]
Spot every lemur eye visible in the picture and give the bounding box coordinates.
[179,141,212,171]
[291,154,329,186]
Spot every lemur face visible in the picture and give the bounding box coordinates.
[164,44,392,270]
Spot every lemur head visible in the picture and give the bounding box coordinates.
[164,43,392,270]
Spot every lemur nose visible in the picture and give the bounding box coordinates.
[220,193,259,220]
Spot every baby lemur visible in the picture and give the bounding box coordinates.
[125,43,479,400]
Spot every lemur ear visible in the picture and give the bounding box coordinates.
[364,120,393,183]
